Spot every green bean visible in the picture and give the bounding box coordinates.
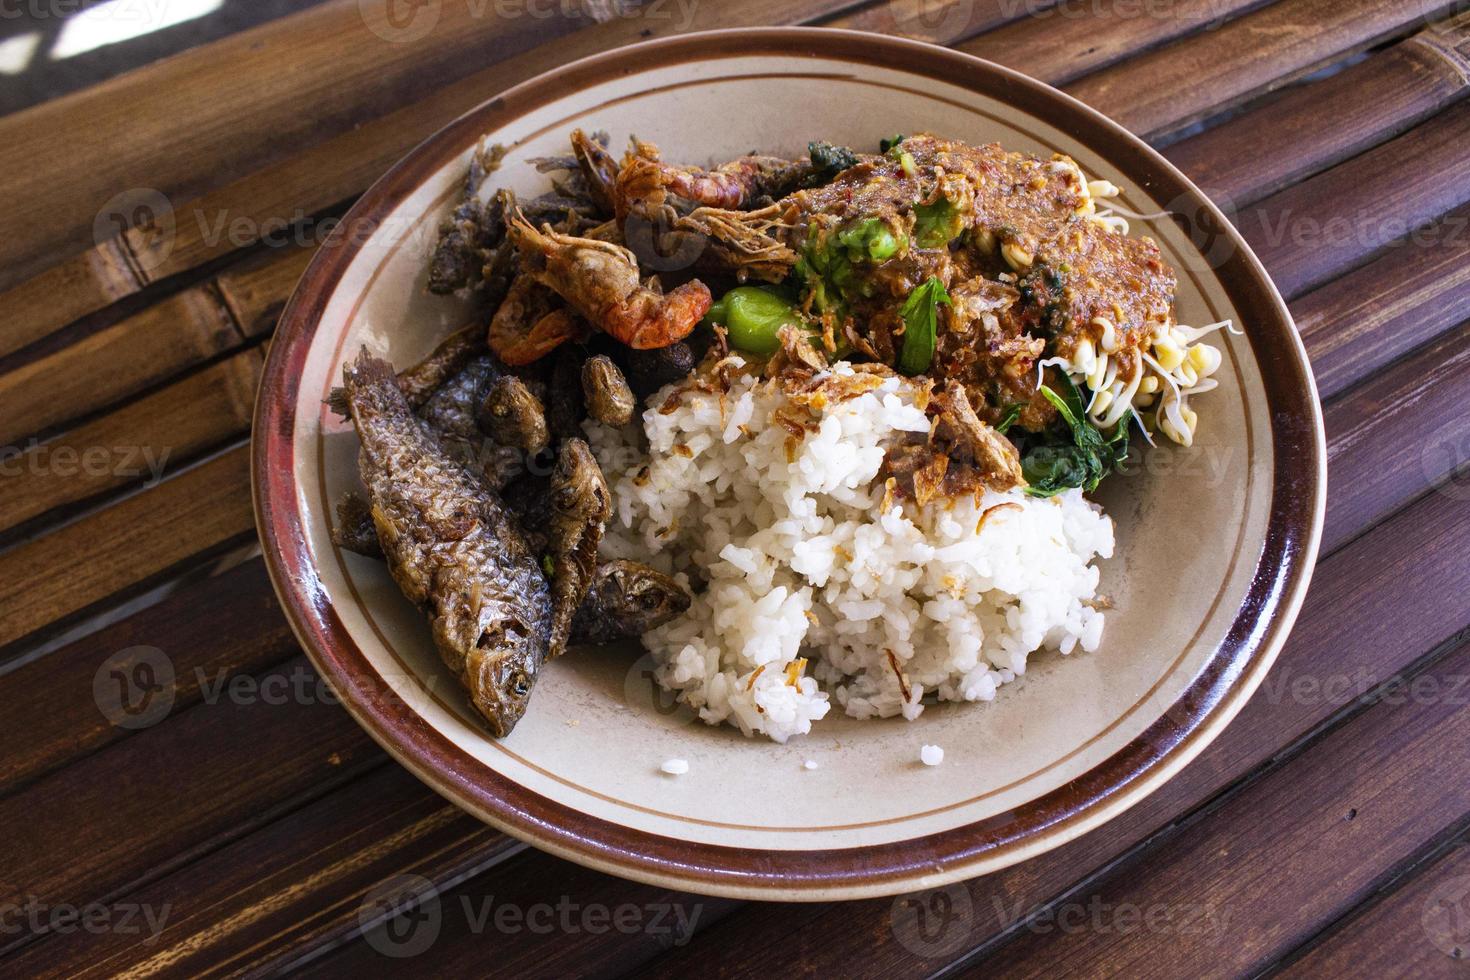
[717,286,803,356]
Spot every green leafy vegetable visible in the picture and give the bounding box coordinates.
[1017,373,1132,496]
[994,403,1025,435]
[896,276,950,375]
[806,142,859,186]
[879,134,906,153]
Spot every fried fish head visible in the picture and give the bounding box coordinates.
[606,560,691,624]
[453,607,546,738]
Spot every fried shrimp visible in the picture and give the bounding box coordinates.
[507,213,711,349]
[487,273,586,366]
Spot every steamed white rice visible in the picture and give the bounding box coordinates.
[585,358,1114,743]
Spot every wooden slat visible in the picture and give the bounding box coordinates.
[627,486,1470,979]
[298,847,736,978]
[0,0,592,295]
[0,351,261,535]
[0,286,241,447]
[0,655,382,952]
[1239,98,1470,297]
[1323,325,1470,555]
[0,559,295,795]
[0,446,253,653]
[4,765,518,979]
[973,637,1470,978]
[1167,14,1470,204]
[1277,828,1470,976]
[1067,0,1462,140]
[960,0,1264,88]
[1292,197,1470,399]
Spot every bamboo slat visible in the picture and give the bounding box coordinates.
[975,637,1470,978]
[214,245,321,339]
[0,287,241,448]
[1068,0,1463,140]
[0,656,382,953]
[0,446,253,653]
[1294,199,1470,400]
[1323,327,1470,554]
[299,847,735,978]
[825,0,1055,45]
[1239,98,1470,297]
[1167,14,1470,205]
[4,765,518,979]
[960,0,1264,88]
[0,241,143,361]
[0,560,295,795]
[0,351,261,535]
[0,0,595,294]
[1276,829,1470,976]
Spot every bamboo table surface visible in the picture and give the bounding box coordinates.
[2,0,1469,975]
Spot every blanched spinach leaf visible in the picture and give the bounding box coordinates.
[1017,373,1132,496]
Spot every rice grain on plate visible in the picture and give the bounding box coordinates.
[587,359,1113,743]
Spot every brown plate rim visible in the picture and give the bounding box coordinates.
[251,26,1325,901]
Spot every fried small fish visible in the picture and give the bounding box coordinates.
[330,489,682,645]
[546,438,611,657]
[419,354,526,490]
[342,349,552,738]
[326,323,485,418]
[570,560,691,645]
[479,375,549,455]
[581,354,636,426]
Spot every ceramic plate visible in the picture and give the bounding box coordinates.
[253,27,1325,900]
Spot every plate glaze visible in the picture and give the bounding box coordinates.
[252,28,1325,900]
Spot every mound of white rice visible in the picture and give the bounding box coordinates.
[585,358,1114,743]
